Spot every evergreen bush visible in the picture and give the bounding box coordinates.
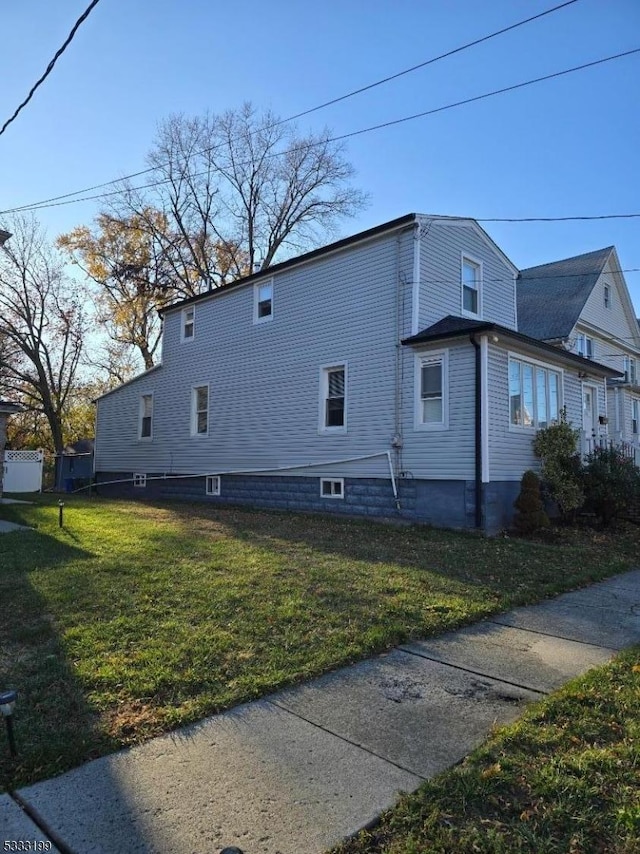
[513,470,550,534]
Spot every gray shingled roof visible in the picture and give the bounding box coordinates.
[402,315,621,378]
[517,246,613,341]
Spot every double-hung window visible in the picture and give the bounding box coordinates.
[139,394,153,439]
[191,385,209,436]
[320,364,346,432]
[415,351,448,429]
[461,256,481,317]
[633,399,639,435]
[576,335,594,359]
[604,284,611,309]
[253,280,273,323]
[509,357,561,429]
[625,357,638,385]
[182,306,195,340]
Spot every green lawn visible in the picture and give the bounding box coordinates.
[333,647,640,854]
[0,495,638,791]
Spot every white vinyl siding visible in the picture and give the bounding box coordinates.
[509,356,561,430]
[604,283,611,309]
[139,394,153,440]
[191,385,209,436]
[253,280,273,323]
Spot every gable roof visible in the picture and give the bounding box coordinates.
[402,315,622,378]
[516,246,614,340]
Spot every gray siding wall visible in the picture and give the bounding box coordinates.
[399,341,476,480]
[487,344,606,481]
[96,228,415,480]
[580,260,640,345]
[416,220,517,332]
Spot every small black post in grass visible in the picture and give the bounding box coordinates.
[58,499,64,528]
[0,690,17,756]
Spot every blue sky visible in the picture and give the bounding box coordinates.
[1,0,639,304]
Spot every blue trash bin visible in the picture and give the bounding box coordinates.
[64,477,74,493]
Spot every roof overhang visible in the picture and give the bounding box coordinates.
[403,317,623,379]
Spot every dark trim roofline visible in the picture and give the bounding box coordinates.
[403,319,623,378]
[159,214,418,316]
[0,400,23,413]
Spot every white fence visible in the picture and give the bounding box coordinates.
[2,449,44,493]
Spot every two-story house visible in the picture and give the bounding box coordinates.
[518,247,640,457]
[94,214,620,533]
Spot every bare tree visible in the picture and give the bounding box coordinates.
[0,216,86,455]
[115,103,367,296]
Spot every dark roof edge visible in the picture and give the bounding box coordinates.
[159,214,418,316]
[403,321,623,378]
[94,363,163,402]
[519,245,614,277]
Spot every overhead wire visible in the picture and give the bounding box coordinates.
[0,0,102,138]
[0,0,583,213]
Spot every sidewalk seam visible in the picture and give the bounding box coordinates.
[486,619,622,650]
[265,699,427,782]
[10,790,76,854]
[397,647,549,695]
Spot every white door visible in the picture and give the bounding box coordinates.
[582,387,597,452]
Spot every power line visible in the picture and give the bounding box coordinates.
[0,0,102,138]
[0,0,581,212]
[3,45,639,218]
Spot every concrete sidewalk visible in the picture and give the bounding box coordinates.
[3,569,639,854]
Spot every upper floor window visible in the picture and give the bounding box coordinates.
[624,356,637,385]
[576,334,594,359]
[604,284,611,309]
[320,364,346,432]
[461,257,481,317]
[253,280,273,323]
[191,385,209,436]
[139,394,153,439]
[415,351,448,430]
[509,357,560,429]
[182,306,195,340]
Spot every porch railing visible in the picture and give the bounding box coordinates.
[581,432,640,465]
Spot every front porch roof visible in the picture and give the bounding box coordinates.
[402,315,623,379]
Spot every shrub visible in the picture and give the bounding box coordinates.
[533,411,584,517]
[513,470,550,534]
[582,446,640,526]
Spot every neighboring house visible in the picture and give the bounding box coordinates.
[94,213,621,532]
[518,247,640,455]
[55,438,95,491]
[0,400,22,498]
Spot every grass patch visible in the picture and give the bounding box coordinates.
[333,647,640,854]
[0,495,638,790]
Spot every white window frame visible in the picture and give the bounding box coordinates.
[508,353,563,432]
[576,334,594,360]
[320,477,344,499]
[414,350,449,431]
[181,306,195,341]
[632,399,639,435]
[191,384,209,437]
[133,473,147,488]
[604,284,611,309]
[205,475,221,496]
[139,393,153,440]
[319,362,347,434]
[253,279,274,324]
[461,253,482,319]
[623,356,637,384]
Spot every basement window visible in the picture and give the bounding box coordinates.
[133,473,147,488]
[320,478,344,499]
[206,475,221,496]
